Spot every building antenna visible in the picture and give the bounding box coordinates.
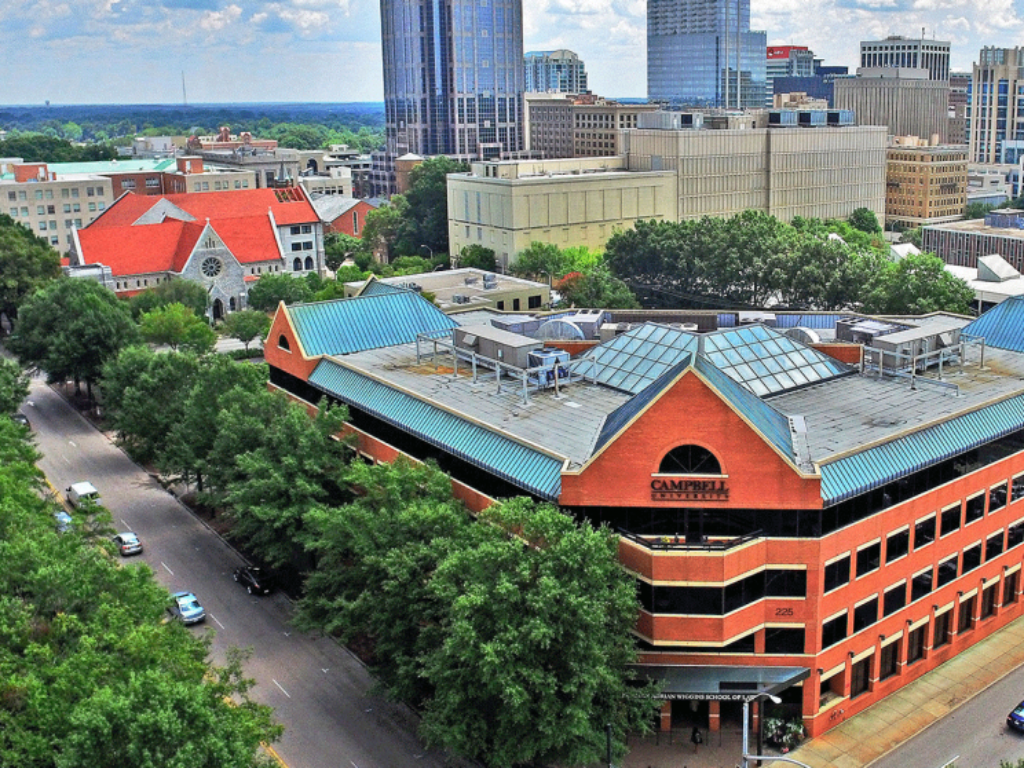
[182,71,188,106]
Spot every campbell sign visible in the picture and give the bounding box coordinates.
[651,477,729,502]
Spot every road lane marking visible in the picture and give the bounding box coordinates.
[272,679,291,698]
[211,614,225,629]
[322,668,329,674]
[120,518,130,528]
[263,744,288,768]
[161,562,174,575]
[68,440,76,447]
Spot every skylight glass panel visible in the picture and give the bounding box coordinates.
[746,378,770,397]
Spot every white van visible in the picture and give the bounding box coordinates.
[66,481,100,508]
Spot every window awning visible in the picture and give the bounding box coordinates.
[631,665,809,701]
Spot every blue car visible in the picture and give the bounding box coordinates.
[1007,701,1024,732]
[169,591,206,625]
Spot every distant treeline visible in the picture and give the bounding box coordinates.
[0,102,386,152]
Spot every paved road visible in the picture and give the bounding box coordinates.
[869,664,1024,768]
[25,377,447,768]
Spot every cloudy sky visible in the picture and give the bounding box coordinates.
[1,0,1021,105]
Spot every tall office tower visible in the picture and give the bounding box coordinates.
[380,0,525,161]
[860,35,950,81]
[524,50,588,94]
[968,48,1024,164]
[647,0,767,108]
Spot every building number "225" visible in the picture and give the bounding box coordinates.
[774,607,794,617]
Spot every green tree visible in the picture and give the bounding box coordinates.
[129,278,210,320]
[214,389,349,567]
[324,232,363,271]
[9,278,138,399]
[899,227,923,248]
[775,238,881,311]
[419,499,658,768]
[458,244,497,271]
[861,252,976,315]
[848,207,882,233]
[359,195,410,262]
[159,355,268,492]
[101,347,201,464]
[965,201,997,219]
[511,241,568,280]
[220,310,271,353]
[0,358,29,416]
[139,303,216,353]
[557,265,640,309]
[401,156,468,256]
[0,398,280,768]
[296,459,471,703]
[246,273,313,312]
[0,213,62,322]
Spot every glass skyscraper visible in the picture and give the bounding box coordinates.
[647,0,766,108]
[380,0,525,160]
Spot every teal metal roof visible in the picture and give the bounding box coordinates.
[820,392,1024,505]
[309,359,564,499]
[962,297,1024,353]
[288,293,457,357]
[592,355,693,455]
[359,279,409,297]
[571,324,698,394]
[694,355,795,462]
[703,325,849,397]
[48,159,179,175]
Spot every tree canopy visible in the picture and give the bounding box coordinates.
[0,374,281,768]
[602,212,973,314]
[246,273,313,312]
[458,244,497,272]
[0,213,62,322]
[139,303,216,353]
[129,278,210,320]
[220,310,271,353]
[9,278,138,396]
[0,358,29,416]
[400,157,468,257]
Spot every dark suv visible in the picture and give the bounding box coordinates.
[233,566,273,595]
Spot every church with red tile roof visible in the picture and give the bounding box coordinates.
[69,187,323,320]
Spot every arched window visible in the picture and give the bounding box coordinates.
[229,297,236,312]
[293,257,302,272]
[278,334,291,351]
[659,445,721,475]
[304,256,314,271]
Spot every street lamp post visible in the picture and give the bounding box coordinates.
[420,243,434,260]
[742,693,811,768]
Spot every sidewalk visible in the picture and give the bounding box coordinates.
[623,612,1024,768]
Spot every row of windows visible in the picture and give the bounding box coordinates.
[825,483,1021,593]
[289,225,314,235]
[638,569,806,616]
[289,241,314,252]
[6,185,101,202]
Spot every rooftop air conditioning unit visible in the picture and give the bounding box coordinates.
[406,282,423,293]
[452,294,470,304]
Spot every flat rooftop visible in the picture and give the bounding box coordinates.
[347,269,548,311]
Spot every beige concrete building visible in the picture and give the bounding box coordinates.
[1,160,113,251]
[446,156,676,269]
[969,48,1024,165]
[834,68,950,142]
[525,94,660,159]
[624,124,888,222]
[885,142,968,229]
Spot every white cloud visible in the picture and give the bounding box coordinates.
[200,4,241,31]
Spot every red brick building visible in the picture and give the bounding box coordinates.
[311,196,380,238]
[263,297,1024,740]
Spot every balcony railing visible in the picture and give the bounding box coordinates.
[618,529,763,552]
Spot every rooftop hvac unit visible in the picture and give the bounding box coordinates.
[784,326,821,345]
[738,311,776,327]
[464,276,480,285]
[528,348,571,388]
[404,282,423,293]
[451,294,470,304]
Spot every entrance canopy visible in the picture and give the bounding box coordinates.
[632,665,809,701]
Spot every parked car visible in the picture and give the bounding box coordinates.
[54,510,73,533]
[1008,700,1024,732]
[66,481,101,508]
[233,565,273,595]
[112,532,143,556]
[167,591,205,625]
